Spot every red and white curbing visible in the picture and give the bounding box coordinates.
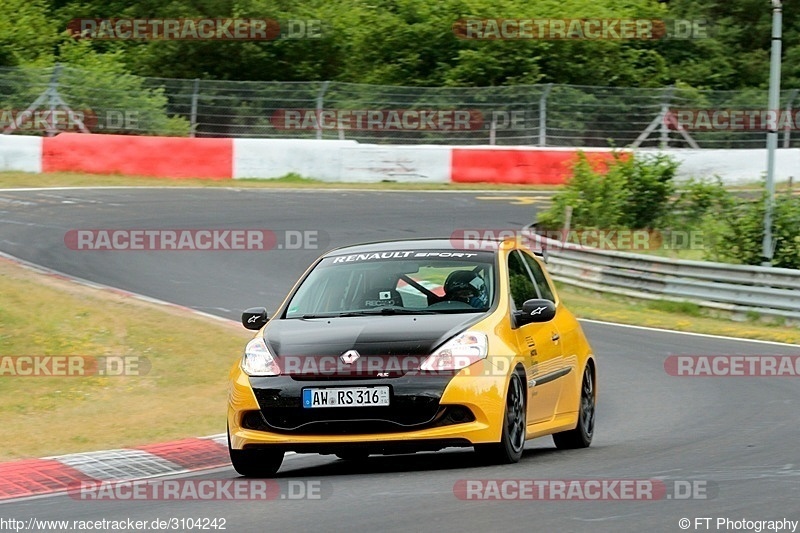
[0,435,230,501]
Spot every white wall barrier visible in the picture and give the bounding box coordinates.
[645,148,799,184]
[233,138,359,182]
[0,134,797,185]
[0,135,42,173]
[232,141,798,184]
[233,139,451,183]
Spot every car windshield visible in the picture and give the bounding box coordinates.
[284,250,496,318]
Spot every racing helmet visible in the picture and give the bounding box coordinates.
[443,270,488,306]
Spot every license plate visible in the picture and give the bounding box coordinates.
[302,386,390,408]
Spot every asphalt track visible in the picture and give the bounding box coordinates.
[1,188,799,533]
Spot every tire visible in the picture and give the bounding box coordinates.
[335,451,370,461]
[475,371,526,464]
[228,428,284,477]
[553,363,595,450]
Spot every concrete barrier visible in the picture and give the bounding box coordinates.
[1,133,796,185]
[0,135,42,173]
[42,133,233,179]
[642,148,799,184]
[233,138,357,181]
[451,146,620,184]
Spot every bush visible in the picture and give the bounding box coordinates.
[537,151,678,231]
[539,160,800,269]
[671,178,800,269]
[705,190,800,268]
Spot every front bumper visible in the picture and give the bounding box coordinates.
[227,359,509,451]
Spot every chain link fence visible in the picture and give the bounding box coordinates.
[1,64,798,148]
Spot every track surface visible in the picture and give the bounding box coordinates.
[1,188,798,532]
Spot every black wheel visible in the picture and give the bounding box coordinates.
[228,429,284,477]
[335,451,370,461]
[553,363,595,450]
[475,371,526,464]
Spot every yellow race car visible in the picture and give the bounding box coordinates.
[227,238,596,476]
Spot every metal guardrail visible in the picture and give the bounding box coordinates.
[525,232,800,322]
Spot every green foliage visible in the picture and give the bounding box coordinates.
[667,176,736,233]
[55,43,190,135]
[0,40,190,136]
[0,0,788,90]
[669,178,800,269]
[537,152,678,231]
[704,190,800,269]
[0,0,58,67]
[540,166,800,269]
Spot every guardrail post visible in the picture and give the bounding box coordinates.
[659,86,674,149]
[561,206,573,244]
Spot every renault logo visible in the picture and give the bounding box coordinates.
[340,350,360,364]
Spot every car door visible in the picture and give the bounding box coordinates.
[507,250,565,425]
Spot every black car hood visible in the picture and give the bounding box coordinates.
[263,313,484,358]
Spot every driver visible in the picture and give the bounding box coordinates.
[443,270,489,308]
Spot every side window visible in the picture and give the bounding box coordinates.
[521,252,555,302]
[507,251,537,310]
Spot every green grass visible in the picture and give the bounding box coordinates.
[556,283,800,344]
[0,171,561,191]
[0,258,252,461]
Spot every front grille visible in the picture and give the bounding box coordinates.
[243,438,475,455]
[241,405,474,435]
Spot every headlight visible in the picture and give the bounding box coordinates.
[420,331,488,372]
[241,337,280,376]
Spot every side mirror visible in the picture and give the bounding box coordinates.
[242,307,269,330]
[516,299,556,326]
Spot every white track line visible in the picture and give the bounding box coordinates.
[578,318,799,347]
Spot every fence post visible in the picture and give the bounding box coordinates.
[783,88,798,148]
[316,81,330,140]
[539,83,553,147]
[659,85,675,149]
[489,113,497,145]
[3,62,89,135]
[189,78,199,138]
